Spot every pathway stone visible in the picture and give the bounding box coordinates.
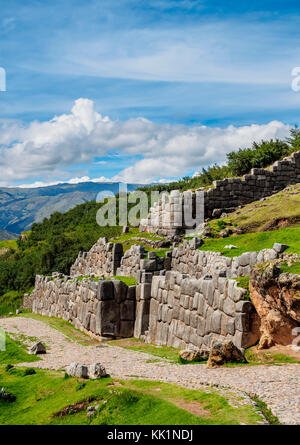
[0,317,299,425]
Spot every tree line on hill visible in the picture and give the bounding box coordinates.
[138,128,300,194]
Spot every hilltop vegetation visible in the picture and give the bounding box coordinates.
[138,128,300,194]
[208,184,300,234]
[0,201,122,302]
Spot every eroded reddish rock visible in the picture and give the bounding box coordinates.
[250,263,300,349]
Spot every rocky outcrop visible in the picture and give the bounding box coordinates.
[250,263,300,349]
[207,340,247,368]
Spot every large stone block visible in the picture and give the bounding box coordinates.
[121,300,135,321]
[97,280,114,301]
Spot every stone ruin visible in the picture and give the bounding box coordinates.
[30,153,300,352]
[31,235,284,350]
[139,151,300,235]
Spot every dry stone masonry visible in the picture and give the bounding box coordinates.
[140,151,300,234]
[30,154,300,353]
[32,274,136,339]
[146,271,259,350]
[31,235,286,350]
[70,238,123,277]
[171,240,281,279]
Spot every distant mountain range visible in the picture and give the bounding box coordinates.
[0,230,19,241]
[0,182,143,237]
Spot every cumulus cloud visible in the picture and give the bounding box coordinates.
[0,98,291,186]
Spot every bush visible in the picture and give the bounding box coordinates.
[5,364,13,372]
[227,139,292,176]
[23,368,36,376]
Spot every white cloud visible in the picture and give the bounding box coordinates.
[0,98,292,186]
[17,175,113,189]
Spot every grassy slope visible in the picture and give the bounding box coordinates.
[198,226,300,258]
[0,290,26,316]
[19,313,99,346]
[209,184,300,234]
[0,335,39,365]
[0,367,263,425]
[0,240,17,250]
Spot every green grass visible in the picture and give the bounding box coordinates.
[233,276,250,301]
[209,183,300,234]
[244,347,300,365]
[111,227,165,242]
[145,248,169,258]
[279,262,300,275]
[0,290,24,316]
[112,276,137,286]
[0,367,263,425]
[19,313,99,346]
[197,226,300,258]
[111,228,165,252]
[250,395,280,425]
[0,335,39,365]
[76,275,137,286]
[0,239,17,250]
[107,338,189,364]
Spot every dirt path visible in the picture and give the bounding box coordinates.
[1,317,299,425]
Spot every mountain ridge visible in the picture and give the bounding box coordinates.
[0,181,144,234]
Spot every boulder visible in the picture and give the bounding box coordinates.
[273,243,289,254]
[88,363,107,379]
[179,349,198,362]
[207,340,247,368]
[66,362,88,379]
[29,342,46,355]
[250,263,300,349]
[179,348,207,362]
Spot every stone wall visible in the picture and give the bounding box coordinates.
[205,151,300,217]
[32,274,136,339]
[171,240,281,279]
[116,245,172,278]
[140,190,204,236]
[140,151,300,234]
[70,238,123,277]
[146,271,259,350]
[116,244,145,278]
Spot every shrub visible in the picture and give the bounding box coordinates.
[227,139,291,176]
[23,368,36,376]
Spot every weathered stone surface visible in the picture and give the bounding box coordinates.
[32,275,135,340]
[207,340,247,369]
[273,243,289,254]
[250,263,300,349]
[66,362,88,378]
[29,342,46,355]
[88,363,107,379]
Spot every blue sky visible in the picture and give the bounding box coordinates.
[0,0,300,186]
